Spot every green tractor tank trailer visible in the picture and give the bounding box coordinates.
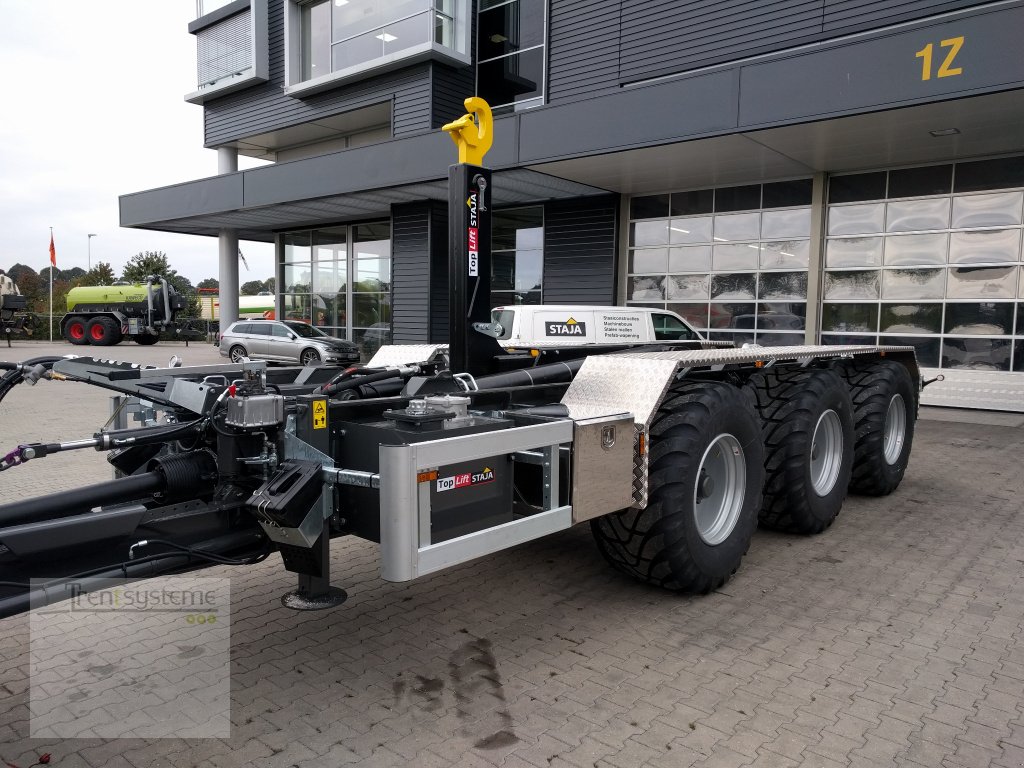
[61,276,193,346]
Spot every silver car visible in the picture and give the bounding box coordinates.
[219,320,360,366]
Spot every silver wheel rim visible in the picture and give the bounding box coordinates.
[810,410,844,497]
[302,351,317,364]
[230,348,245,362]
[883,394,907,465]
[694,434,746,546]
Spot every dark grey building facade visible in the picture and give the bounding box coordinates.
[121,0,1024,409]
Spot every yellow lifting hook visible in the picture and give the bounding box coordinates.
[441,97,493,165]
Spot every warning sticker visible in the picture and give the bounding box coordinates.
[312,399,327,430]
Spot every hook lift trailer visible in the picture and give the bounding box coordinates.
[0,100,925,619]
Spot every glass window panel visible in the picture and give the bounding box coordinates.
[881,268,945,300]
[709,303,756,329]
[888,165,952,197]
[668,303,709,330]
[756,304,806,346]
[942,338,1012,371]
[492,251,516,290]
[628,248,667,274]
[944,302,1014,335]
[714,185,761,212]
[826,237,883,267]
[628,276,665,301]
[332,0,428,40]
[713,243,759,271]
[762,179,812,208]
[669,216,712,244]
[493,207,543,249]
[758,272,807,300]
[477,47,544,106]
[886,197,950,232]
[760,240,810,269]
[822,303,879,333]
[314,263,346,294]
[828,172,887,204]
[301,1,331,80]
[1020,267,1024,299]
[314,292,345,329]
[354,258,390,289]
[822,333,878,347]
[492,290,541,308]
[828,203,885,236]
[713,212,759,242]
[883,233,948,266]
[884,336,941,367]
[514,250,543,291]
[670,189,713,216]
[954,156,1024,193]
[282,294,312,322]
[951,192,1023,228]
[283,263,313,293]
[313,226,347,261]
[629,220,669,247]
[666,274,710,301]
[761,208,811,239]
[948,229,1021,264]
[823,270,880,299]
[879,303,942,334]
[283,231,311,263]
[630,195,670,220]
[710,273,756,300]
[381,12,432,57]
[947,266,1017,299]
[707,331,741,344]
[352,292,390,327]
[478,0,544,60]
[434,10,453,45]
[332,31,385,71]
[668,245,711,272]
[1016,340,1024,373]
[1019,302,1024,333]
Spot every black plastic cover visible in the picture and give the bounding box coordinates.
[247,460,322,528]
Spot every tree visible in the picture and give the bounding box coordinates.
[121,251,176,284]
[197,277,219,290]
[264,277,275,293]
[240,280,265,296]
[77,262,117,287]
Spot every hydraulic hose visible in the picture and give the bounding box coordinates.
[322,368,405,398]
[474,359,583,390]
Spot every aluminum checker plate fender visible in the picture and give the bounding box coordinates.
[560,345,915,508]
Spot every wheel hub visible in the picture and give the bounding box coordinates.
[809,409,843,497]
[883,394,907,465]
[693,434,746,546]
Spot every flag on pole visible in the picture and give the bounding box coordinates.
[49,232,56,267]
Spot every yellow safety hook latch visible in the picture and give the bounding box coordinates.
[441,97,493,165]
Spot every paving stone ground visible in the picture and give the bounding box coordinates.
[1,341,1023,767]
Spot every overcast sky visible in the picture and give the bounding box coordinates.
[0,1,273,286]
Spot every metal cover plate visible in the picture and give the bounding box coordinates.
[366,344,447,367]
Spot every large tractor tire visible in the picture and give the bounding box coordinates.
[134,333,159,346]
[838,359,916,496]
[63,316,89,346]
[746,367,854,534]
[86,317,122,346]
[590,381,764,594]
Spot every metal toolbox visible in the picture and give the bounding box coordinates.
[571,413,635,523]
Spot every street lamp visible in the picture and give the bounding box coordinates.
[87,234,97,271]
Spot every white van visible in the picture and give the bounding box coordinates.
[490,305,702,347]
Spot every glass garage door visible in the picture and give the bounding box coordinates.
[822,158,1024,375]
[626,181,813,346]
